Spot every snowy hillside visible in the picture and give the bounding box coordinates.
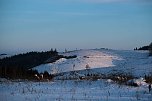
[1,49,152,101]
[33,49,152,77]
[33,49,121,74]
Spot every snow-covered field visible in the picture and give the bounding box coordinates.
[1,49,152,101]
[1,80,152,101]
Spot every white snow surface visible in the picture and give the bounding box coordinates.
[1,49,152,101]
[1,80,152,101]
[33,49,121,74]
[33,49,152,77]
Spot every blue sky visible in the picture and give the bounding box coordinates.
[0,0,152,53]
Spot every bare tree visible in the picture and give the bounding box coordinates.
[85,64,90,69]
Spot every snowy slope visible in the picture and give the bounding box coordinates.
[33,49,121,74]
[33,49,152,77]
[110,50,152,77]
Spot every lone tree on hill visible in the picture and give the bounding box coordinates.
[85,64,90,69]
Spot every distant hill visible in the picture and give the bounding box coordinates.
[0,53,7,56]
[0,54,10,59]
[33,49,152,79]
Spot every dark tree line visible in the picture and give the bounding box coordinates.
[0,48,77,80]
[134,42,152,56]
[149,42,152,56]
[134,46,149,50]
[0,49,58,79]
